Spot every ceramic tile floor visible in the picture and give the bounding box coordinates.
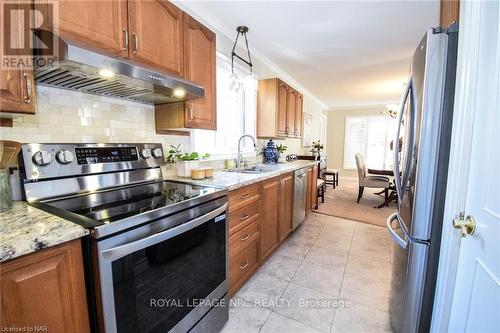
[220,213,394,333]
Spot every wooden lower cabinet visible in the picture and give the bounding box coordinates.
[310,163,319,209]
[0,239,90,333]
[306,167,313,213]
[228,183,263,296]
[228,218,261,294]
[260,177,280,261]
[227,173,301,295]
[278,172,294,242]
[228,182,261,213]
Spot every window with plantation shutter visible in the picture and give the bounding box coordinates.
[343,115,397,170]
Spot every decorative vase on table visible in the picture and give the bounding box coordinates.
[263,140,278,164]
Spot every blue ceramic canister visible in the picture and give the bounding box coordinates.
[263,140,278,164]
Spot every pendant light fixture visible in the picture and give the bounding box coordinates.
[230,26,258,93]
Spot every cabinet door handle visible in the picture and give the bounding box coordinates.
[132,33,138,54]
[240,193,250,199]
[122,28,129,51]
[239,261,249,269]
[23,73,31,104]
[187,104,193,119]
[240,213,249,220]
[240,234,250,241]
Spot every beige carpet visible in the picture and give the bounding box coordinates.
[314,177,396,227]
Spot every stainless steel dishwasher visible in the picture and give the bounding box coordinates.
[293,167,308,230]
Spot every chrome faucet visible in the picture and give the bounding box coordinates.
[236,134,257,169]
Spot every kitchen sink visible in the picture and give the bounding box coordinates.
[226,166,276,174]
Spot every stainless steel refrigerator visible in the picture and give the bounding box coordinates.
[387,23,458,333]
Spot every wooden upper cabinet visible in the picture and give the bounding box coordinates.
[286,88,296,136]
[257,78,303,138]
[440,0,460,26]
[0,240,90,333]
[277,81,288,136]
[278,173,294,242]
[34,0,128,58]
[127,0,183,76]
[295,93,303,138]
[0,1,35,116]
[183,14,216,130]
[261,177,280,260]
[0,70,34,115]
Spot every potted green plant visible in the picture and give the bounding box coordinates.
[276,143,288,163]
[166,145,210,177]
[310,140,324,156]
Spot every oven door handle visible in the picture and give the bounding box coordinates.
[102,202,228,261]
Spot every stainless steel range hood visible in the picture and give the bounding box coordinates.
[33,30,204,105]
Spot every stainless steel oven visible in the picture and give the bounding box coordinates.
[94,198,228,333]
[19,143,229,333]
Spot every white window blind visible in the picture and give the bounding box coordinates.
[343,115,396,170]
[192,53,256,157]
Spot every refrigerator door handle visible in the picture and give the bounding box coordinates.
[402,84,418,195]
[394,78,417,203]
[394,79,411,202]
[387,212,408,249]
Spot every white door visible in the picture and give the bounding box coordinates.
[447,1,500,331]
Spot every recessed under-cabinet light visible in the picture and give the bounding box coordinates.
[98,69,115,78]
[173,88,186,98]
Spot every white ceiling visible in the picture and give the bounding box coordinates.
[179,1,440,109]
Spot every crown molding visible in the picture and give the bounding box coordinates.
[328,104,387,112]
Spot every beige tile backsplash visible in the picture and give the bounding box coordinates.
[0,86,190,151]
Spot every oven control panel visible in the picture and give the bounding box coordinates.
[20,143,164,181]
[75,147,138,165]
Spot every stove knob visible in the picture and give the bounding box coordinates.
[140,148,151,159]
[152,148,163,159]
[56,150,74,164]
[32,151,53,166]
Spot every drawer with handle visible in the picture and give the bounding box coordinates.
[228,200,261,235]
[229,240,259,288]
[228,183,261,213]
[229,220,260,258]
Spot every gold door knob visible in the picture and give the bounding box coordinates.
[452,213,476,237]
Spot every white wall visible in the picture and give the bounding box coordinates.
[326,105,388,177]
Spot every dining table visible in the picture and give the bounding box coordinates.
[368,168,397,208]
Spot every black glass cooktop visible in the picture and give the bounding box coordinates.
[37,181,222,225]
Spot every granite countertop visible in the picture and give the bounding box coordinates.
[0,202,89,263]
[165,160,317,190]
[0,161,315,262]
